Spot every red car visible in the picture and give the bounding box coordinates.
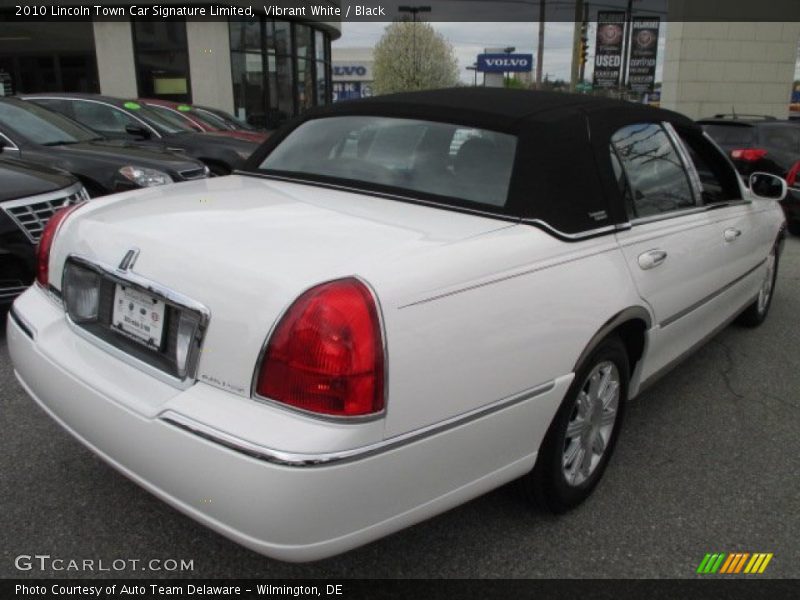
[139,99,269,144]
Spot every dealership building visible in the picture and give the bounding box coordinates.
[0,1,341,128]
[331,47,374,101]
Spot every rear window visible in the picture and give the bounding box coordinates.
[759,125,800,153]
[701,124,756,147]
[258,116,518,208]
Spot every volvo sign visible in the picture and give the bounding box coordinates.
[477,54,533,73]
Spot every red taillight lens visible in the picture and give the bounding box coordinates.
[36,204,80,287]
[785,160,800,188]
[730,148,767,162]
[256,278,385,417]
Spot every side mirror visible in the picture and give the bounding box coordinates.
[125,124,151,140]
[749,172,787,201]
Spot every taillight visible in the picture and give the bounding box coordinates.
[786,160,800,188]
[730,148,767,162]
[36,204,80,288]
[256,278,385,418]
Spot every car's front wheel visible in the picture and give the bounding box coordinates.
[523,336,628,513]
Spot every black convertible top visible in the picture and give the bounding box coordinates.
[246,88,702,238]
[309,87,695,132]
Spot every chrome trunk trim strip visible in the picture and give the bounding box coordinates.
[160,380,556,467]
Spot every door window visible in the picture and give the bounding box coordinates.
[69,101,141,136]
[611,123,695,219]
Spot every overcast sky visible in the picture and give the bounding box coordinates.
[333,21,800,83]
[334,21,669,84]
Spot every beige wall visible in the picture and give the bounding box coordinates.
[661,22,800,119]
[92,20,138,98]
[186,21,235,113]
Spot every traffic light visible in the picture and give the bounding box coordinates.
[579,21,589,66]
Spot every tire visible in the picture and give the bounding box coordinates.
[736,243,778,327]
[787,220,800,237]
[522,336,629,513]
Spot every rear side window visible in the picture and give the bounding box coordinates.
[610,123,695,219]
[260,116,518,208]
[677,131,742,203]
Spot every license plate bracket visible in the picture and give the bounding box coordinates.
[111,283,166,349]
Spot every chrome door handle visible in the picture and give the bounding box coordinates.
[724,228,742,242]
[638,249,668,270]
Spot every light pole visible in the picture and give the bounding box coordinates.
[398,5,432,89]
[466,63,478,86]
[620,0,640,97]
[503,46,515,87]
[536,0,546,88]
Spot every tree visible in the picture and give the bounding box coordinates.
[372,20,460,95]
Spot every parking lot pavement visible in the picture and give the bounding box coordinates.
[1,238,798,580]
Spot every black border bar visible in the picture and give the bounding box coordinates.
[1,0,800,22]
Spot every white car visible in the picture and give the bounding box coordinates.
[7,89,787,562]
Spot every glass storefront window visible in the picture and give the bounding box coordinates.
[316,61,328,105]
[230,51,265,127]
[230,18,330,128]
[271,21,292,55]
[297,59,314,112]
[132,20,191,102]
[230,20,262,53]
[275,54,295,122]
[295,24,312,60]
[315,31,326,62]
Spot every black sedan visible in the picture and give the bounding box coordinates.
[22,94,259,175]
[0,98,209,196]
[0,158,86,307]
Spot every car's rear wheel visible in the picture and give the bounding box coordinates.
[523,337,628,513]
[736,243,778,327]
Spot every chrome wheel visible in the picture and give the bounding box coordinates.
[561,361,620,487]
[757,248,776,315]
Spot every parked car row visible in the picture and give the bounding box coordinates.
[699,113,800,235]
[22,94,262,175]
[139,98,270,144]
[0,93,269,307]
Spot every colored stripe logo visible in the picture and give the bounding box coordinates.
[697,552,773,574]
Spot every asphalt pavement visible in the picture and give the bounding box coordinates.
[1,238,798,579]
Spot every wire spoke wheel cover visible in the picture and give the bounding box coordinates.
[561,361,620,487]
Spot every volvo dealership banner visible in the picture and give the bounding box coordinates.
[628,18,661,93]
[477,53,534,73]
[592,11,625,89]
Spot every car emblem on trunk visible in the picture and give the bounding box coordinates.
[118,248,140,272]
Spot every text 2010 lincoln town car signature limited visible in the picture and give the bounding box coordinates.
[7,89,787,561]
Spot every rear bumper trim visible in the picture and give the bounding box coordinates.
[8,305,34,339]
[161,380,556,468]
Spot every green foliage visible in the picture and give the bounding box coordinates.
[373,20,460,95]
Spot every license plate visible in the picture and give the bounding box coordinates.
[112,284,166,348]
